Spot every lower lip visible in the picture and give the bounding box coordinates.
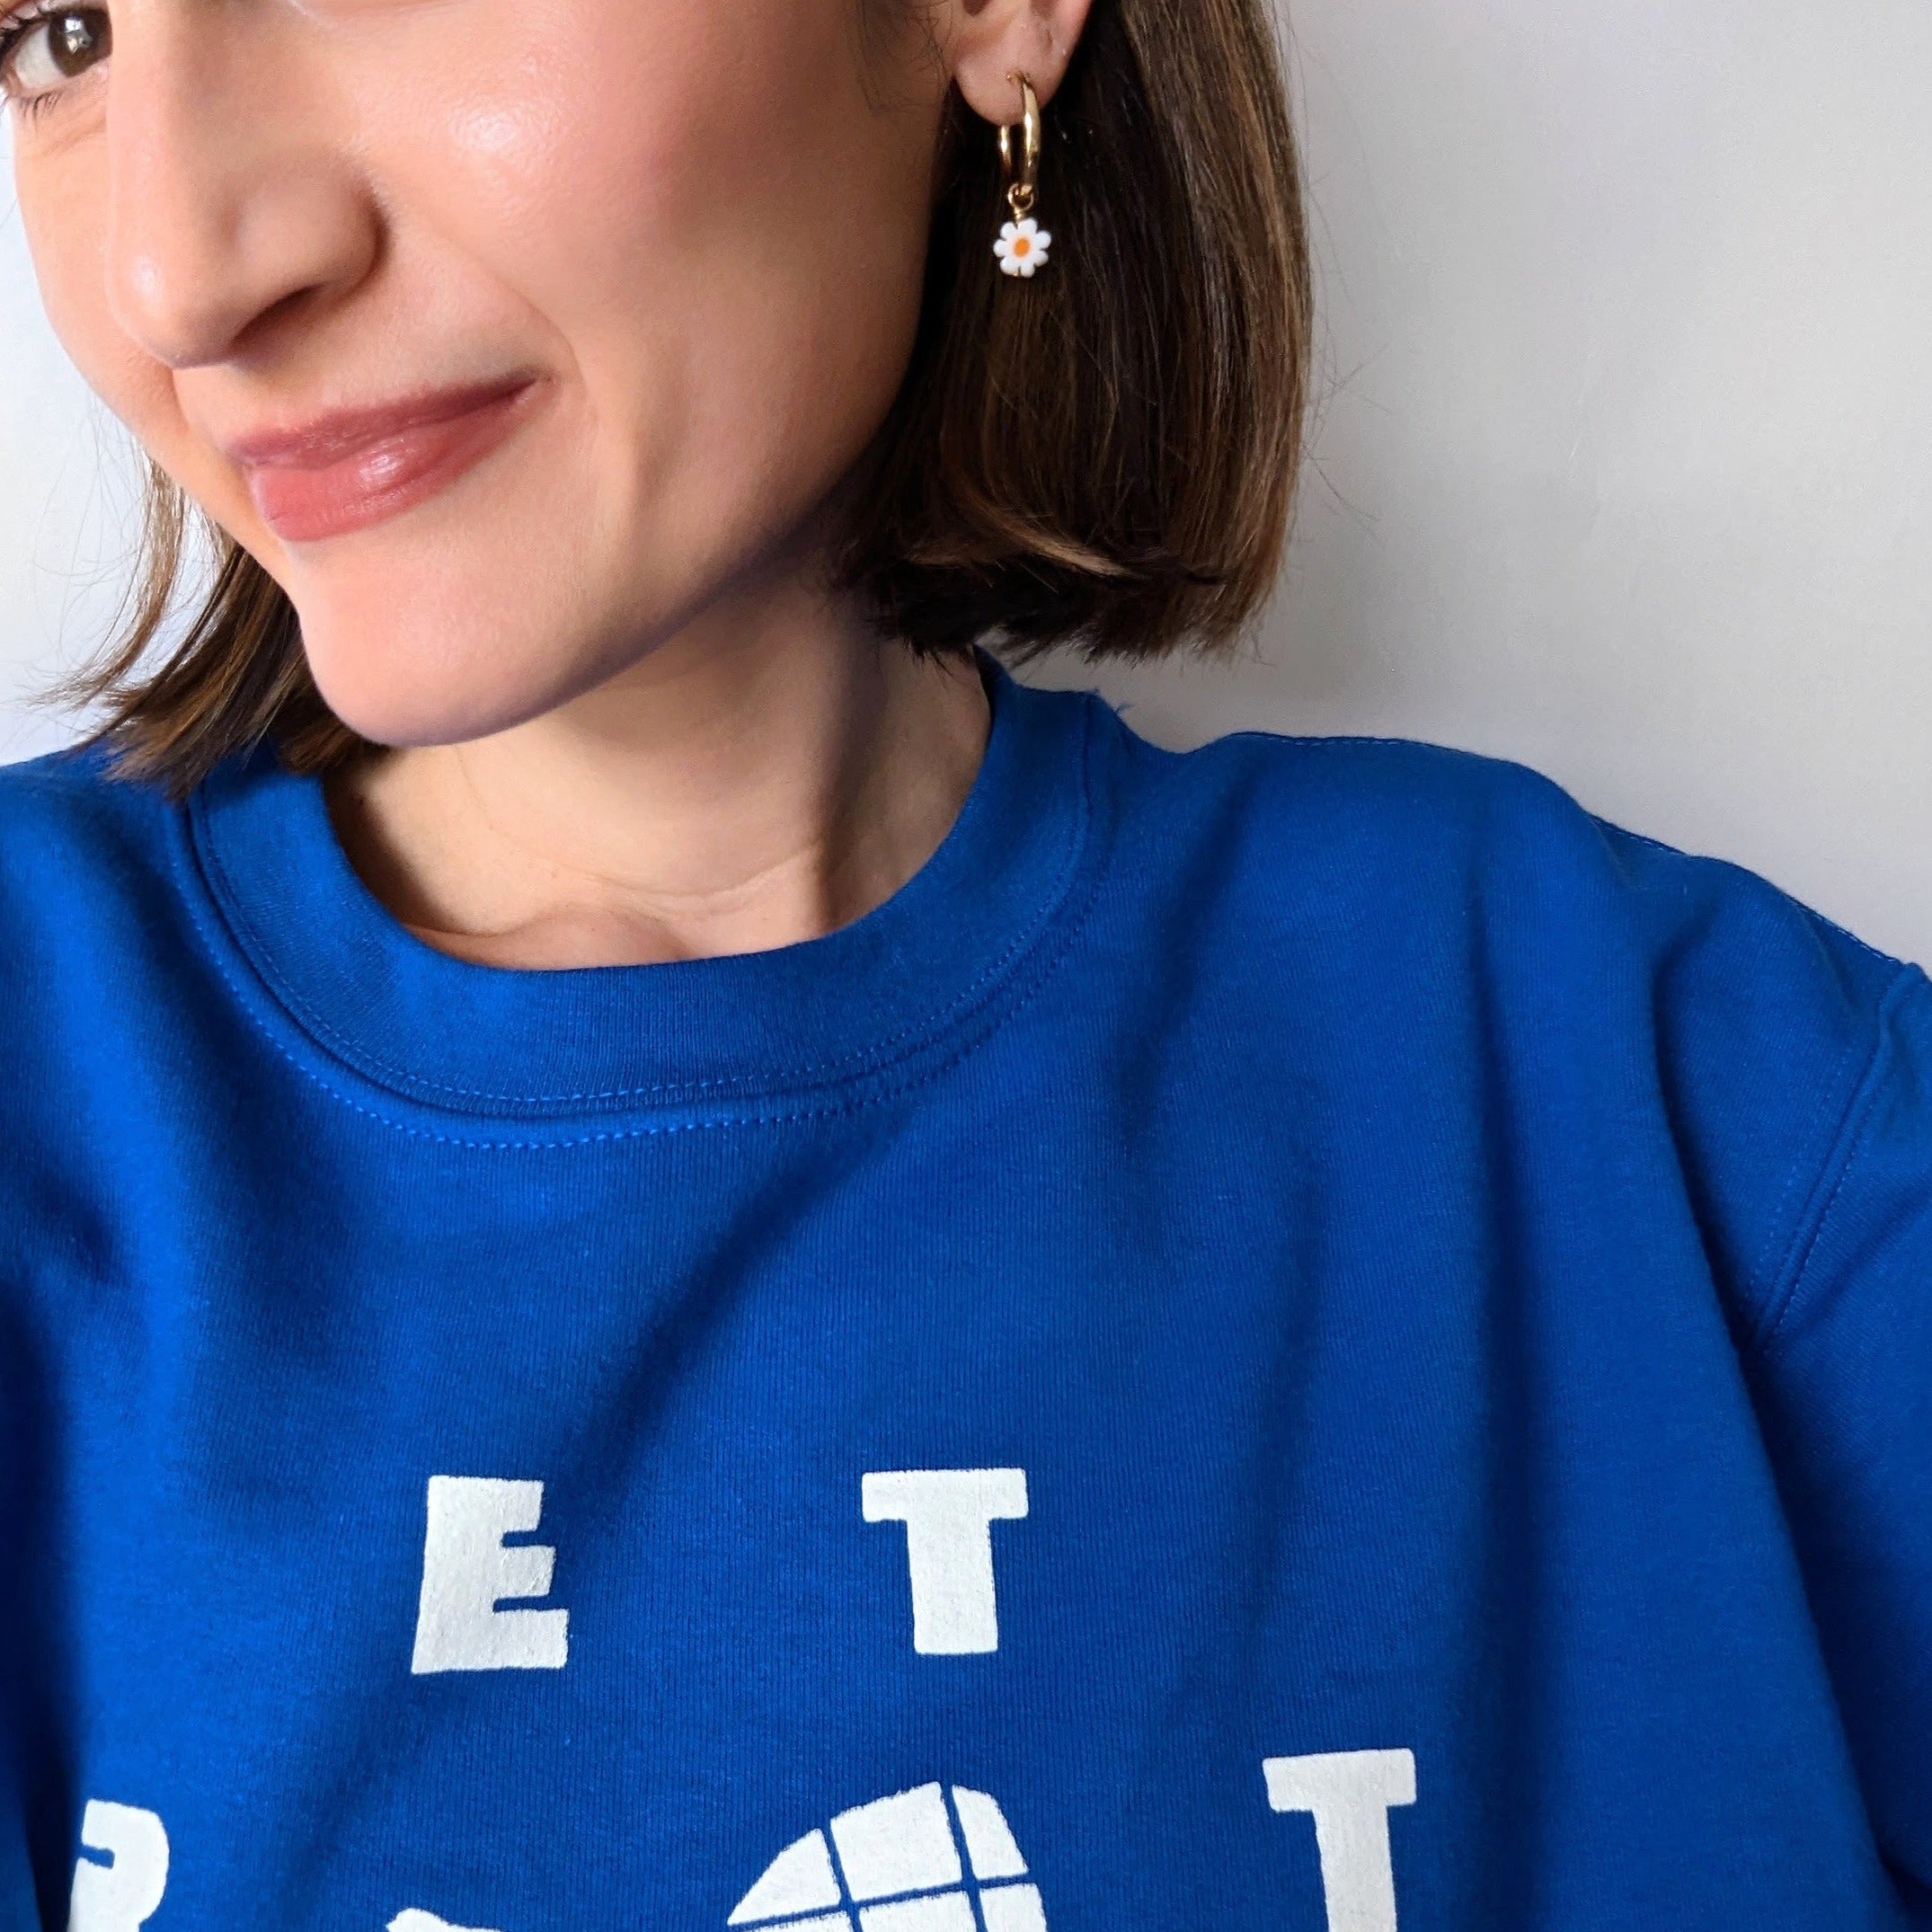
[244,381,541,544]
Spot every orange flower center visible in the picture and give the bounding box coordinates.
[1014,237,1031,256]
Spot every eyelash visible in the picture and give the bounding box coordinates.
[0,2,101,121]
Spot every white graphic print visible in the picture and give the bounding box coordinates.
[412,1476,570,1673]
[1263,1749,1417,1932]
[861,1469,1029,1654]
[729,1783,1047,1932]
[388,1912,501,1931]
[68,1800,170,1932]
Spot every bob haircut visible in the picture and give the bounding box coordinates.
[65,0,1312,794]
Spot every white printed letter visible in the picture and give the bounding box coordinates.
[862,1467,1028,1654]
[411,1476,570,1673]
[69,1800,169,1932]
[1263,1748,1416,1932]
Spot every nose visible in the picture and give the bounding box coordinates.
[104,4,378,369]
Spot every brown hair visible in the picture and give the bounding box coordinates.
[64,0,1312,794]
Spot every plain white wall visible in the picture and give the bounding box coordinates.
[4,0,1928,962]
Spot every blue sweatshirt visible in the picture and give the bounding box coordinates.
[0,662,1927,1932]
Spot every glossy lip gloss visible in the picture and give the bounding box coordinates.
[234,377,543,545]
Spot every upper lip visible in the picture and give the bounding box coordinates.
[222,374,536,470]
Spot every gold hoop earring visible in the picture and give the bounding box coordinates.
[995,72,1052,278]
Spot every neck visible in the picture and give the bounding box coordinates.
[325,587,992,970]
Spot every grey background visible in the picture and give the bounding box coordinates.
[4,0,1928,962]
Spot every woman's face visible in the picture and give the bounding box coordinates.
[7,0,1061,744]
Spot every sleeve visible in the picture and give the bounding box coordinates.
[1739,965,1932,1901]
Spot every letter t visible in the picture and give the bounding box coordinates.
[862,1467,1029,1654]
[1263,1748,1417,1932]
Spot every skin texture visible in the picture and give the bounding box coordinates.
[5,0,1093,964]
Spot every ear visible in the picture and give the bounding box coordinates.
[940,0,1098,125]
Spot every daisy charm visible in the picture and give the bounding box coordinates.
[995,217,1052,278]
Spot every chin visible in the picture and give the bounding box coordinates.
[298,600,601,749]
[288,520,627,748]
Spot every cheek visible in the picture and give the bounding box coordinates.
[386,0,936,518]
[20,152,155,443]
[18,143,256,548]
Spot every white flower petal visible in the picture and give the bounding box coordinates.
[996,215,1053,275]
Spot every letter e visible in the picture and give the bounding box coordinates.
[411,1476,570,1673]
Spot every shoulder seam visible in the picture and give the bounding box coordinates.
[1750,962,1930,1354]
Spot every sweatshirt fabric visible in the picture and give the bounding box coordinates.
[1,661,1928,1931]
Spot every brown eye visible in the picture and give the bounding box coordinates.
[4,4,111,104]
[50,7,110,76]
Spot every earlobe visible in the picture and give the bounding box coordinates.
[945,0,1096,125]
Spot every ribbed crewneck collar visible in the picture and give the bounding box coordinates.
[183,660,1111,1134]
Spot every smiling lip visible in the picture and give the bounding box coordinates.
[231,376,542,544]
